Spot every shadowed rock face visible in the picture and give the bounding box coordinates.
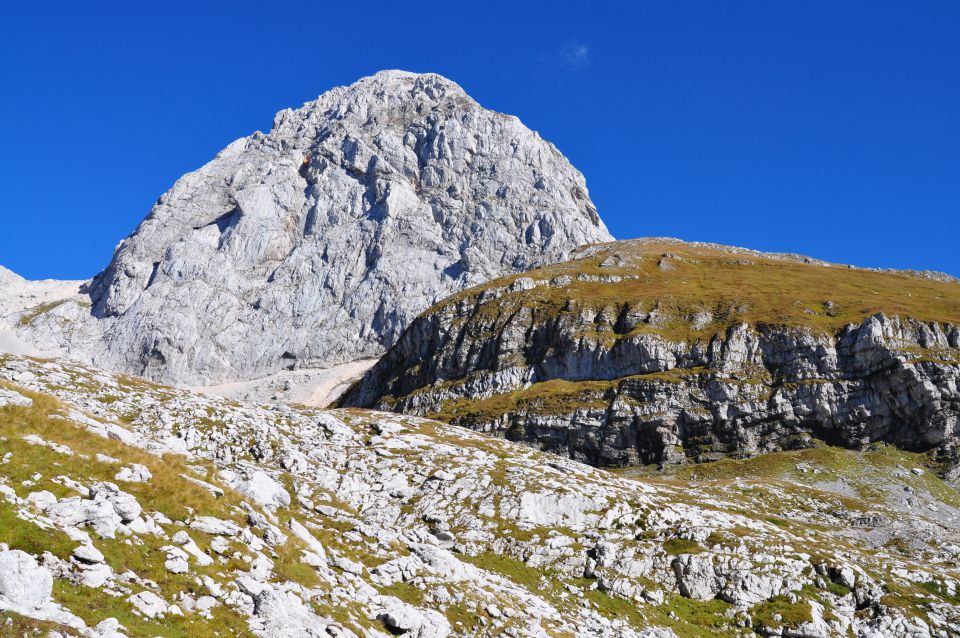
[21,70,610,385]
[341,240,960,469]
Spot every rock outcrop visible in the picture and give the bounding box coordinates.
[341,238,960,469]
[10,70,611,387]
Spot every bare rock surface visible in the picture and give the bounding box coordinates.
[0,549,53,609]
[3,70,610,391]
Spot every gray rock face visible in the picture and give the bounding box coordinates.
[20,70,610,386]
[342,257,960,468]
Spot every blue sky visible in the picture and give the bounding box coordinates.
[1,1,958,279]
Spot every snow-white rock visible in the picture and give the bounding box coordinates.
[71,543,105,564]
[378,601,451,638]
[89,482,142,523]
[128,591,170,618]
[0,388,32,408]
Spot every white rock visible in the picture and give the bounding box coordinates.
[190,516,241,536]
[128,591,169,618]
[89,482,142,523]
[91,618,128,638]
[288,518,326,564]
[209,536,230,555]
[46,496,122,538]
[0,550,53,609]
[516,491,604,528]
[114,464,152,483]
[171,532,213,567]
[165,556,189,574]
[71,544,105,564]
[0,388,32,408]
[79,563,114,588]
[331,553,364,576]
[0,484,17,503]
[220,468,290,510]
[379,601,451,638]
[25,490,57,511]
[249,585,332,636]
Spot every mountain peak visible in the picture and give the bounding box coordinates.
[14,71,611,389]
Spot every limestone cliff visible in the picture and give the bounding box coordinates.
[341,238,960,470]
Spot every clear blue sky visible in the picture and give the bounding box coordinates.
[1,1,958,280]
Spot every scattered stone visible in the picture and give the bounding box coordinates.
[71,544,105,565]
[128,590,170,619]
[114,464,152,483]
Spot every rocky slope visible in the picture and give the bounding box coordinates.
[2,353,960,637]
[340,238,960,470]
[7,70,610,388]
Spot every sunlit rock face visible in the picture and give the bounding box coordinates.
[20,70,610,385]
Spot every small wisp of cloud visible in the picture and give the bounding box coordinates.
[561,42,590,71]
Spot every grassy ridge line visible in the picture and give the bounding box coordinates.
[425,239,960,342]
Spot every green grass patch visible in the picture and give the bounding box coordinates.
[54,581,257,638]
[378,581,425,606]
[750,595,813,630]
[17,301,69,327]
[663,538,705,555]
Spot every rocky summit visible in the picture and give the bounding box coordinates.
[7,70,610,388]
[341,238,960,472]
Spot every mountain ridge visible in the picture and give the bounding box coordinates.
[340,238,960,471]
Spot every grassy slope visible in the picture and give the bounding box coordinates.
[0,386,323,638]
[4,359,960,637]
[430,238,960,341]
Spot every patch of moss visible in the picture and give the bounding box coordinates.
[583,588,646,626]
[750,595,813,630]
[0,502,76,560]
[665,595,733,632]
[663,538,705,555]
[378,581,425,606]
[462,552,545,592]
[17,301,69,327]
